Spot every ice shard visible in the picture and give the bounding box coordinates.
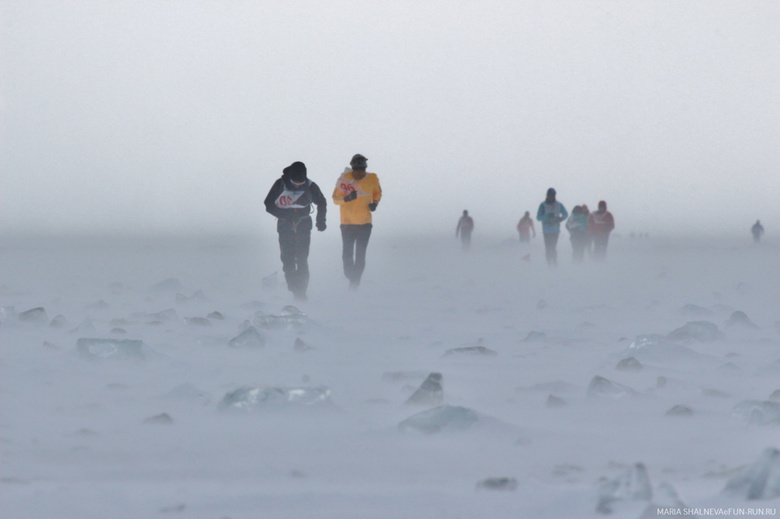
[587,376,636,399]
[77,338,145,360]
[218,385,332,412]
[723,447,780,500]
[443,346,497,357]
[254,305,308,330]
[597,462,653,514]
[398,405,480,434]
[732,400,780,426]
[18,307,48,324]
[227,326,266,348]
[725,311,759,330]
[666,321,725,343]
[404,372,443,406]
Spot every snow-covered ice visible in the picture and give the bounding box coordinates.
[1,233,779,518]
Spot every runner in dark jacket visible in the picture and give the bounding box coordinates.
[264,161,327,301]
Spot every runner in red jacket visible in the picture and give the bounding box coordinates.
[587,200,615,261]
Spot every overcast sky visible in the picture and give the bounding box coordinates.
[1,1,778,238]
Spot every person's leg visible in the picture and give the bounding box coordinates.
[593,235,608,260]
[292,230,311,299]
[544,233,559,266]
[572,236,584,263]
[352,224,373,286]
[278,230,297,293]
[341,225,357,282]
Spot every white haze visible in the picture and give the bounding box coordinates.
[1,234,779,518]
[1,1,779,238]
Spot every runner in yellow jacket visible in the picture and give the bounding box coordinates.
[332,154,382,288]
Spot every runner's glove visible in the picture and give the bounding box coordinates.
[368,202,377,212]
[344,191,357,202]
[316,222,326,231]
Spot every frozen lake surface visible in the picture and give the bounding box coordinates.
[1,232,779,518]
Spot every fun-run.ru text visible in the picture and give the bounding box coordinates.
[656,509,777,516]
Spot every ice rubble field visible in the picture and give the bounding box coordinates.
[1,233,779,519]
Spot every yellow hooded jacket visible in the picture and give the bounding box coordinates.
[332,171,382,225]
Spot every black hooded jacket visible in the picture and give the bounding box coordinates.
[264,173,327,233]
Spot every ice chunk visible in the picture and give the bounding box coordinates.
[443,346,497,357]
[71,319,97,335]
[476,477,518,491]
[665,405,694,417]
[143,413,173,425]
[587,376,637,399]
[227,326,266,348]
[404,372,443,406]
[18,307,48,324]
[731,400,780,426]
[208,311,224,320]
[726,311,759,330]
[147,309,178,322]
[77,338,145,360]
[398,405,479,434]
[218,385,332,412]
[769,390,780,403]
[640,482,687,519]
[665,321,725,343]
[625,334,706,363]
[722,447,780,500]
[293,337,314,352]
[254,305,308,330]
[616,357,643,371]
[49,314,68,328]
[597,462,653,514]
[679,304,714,317]
[546,395,567,408]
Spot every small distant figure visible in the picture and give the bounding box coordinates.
[588,200,615,261]
[536,188,568,267]
[516,211,536,243]
[751,220,764,243]
[332,154,382,289]
[264,161,327,301]
[456,210,475,250]
[565,205,590,263]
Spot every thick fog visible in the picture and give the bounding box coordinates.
[1,1,779,238]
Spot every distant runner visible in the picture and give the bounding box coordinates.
[456,210,474,250]
[565,205,589,263]
[751,220,764,243]
[536,188,568,267]
[517,211,536,243]
[588,200,615,260]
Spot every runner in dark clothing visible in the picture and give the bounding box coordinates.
[264,161,327,301]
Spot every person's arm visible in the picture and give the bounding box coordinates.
[332,175,354,205]
[558,204,568,223]
[264,179,285,219]
[536,204,544,222]
[368,175,382,211]
[310,182,327,230]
